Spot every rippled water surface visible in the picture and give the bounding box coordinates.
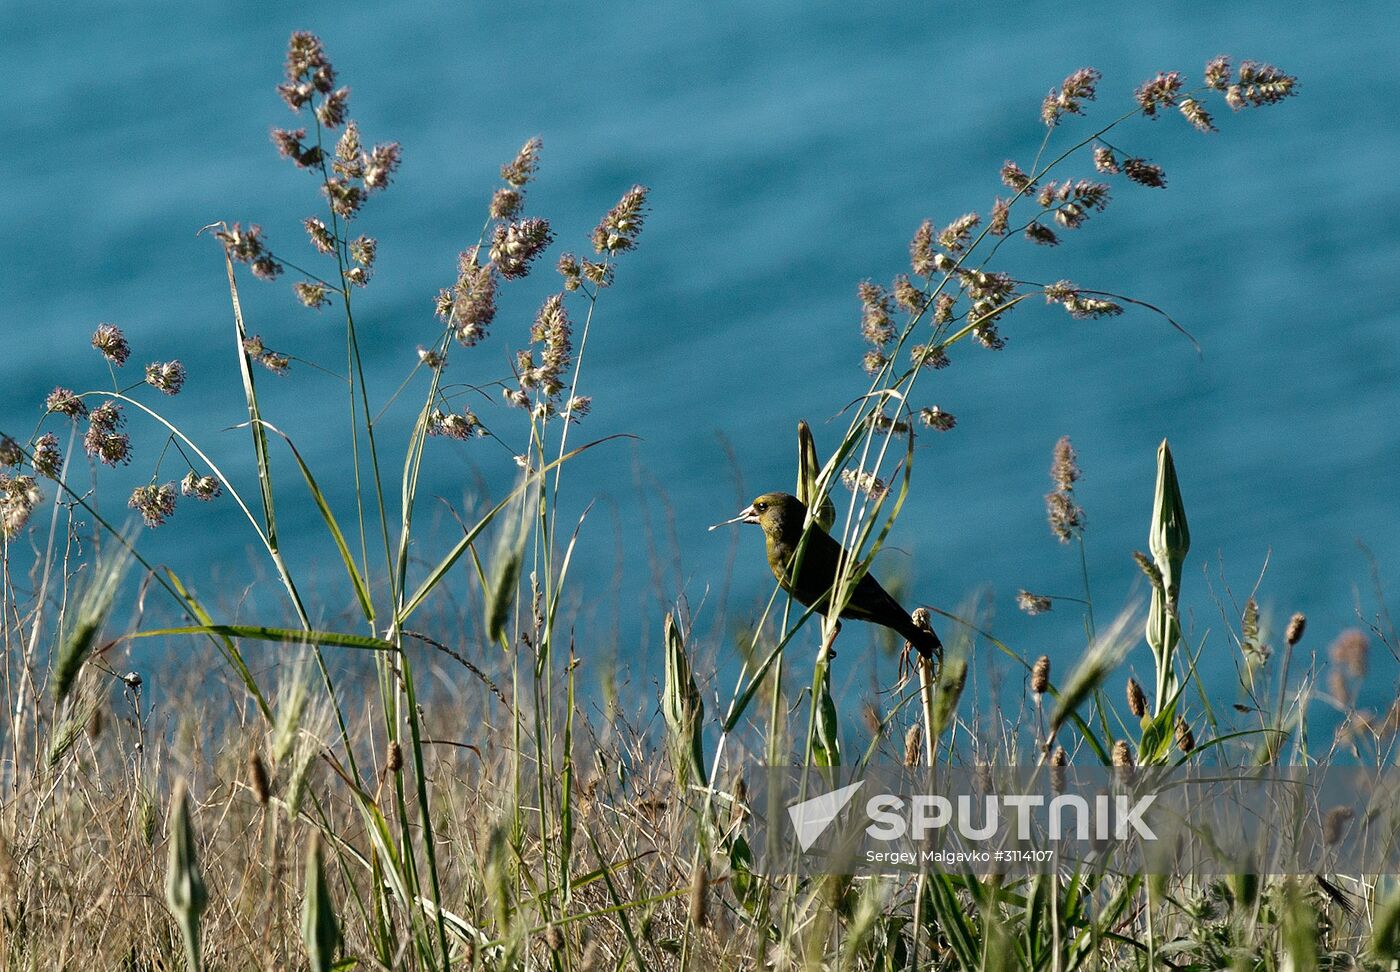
[6,3,1400,711]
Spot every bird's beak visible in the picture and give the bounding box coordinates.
[708,505,758,531]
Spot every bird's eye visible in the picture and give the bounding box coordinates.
[754,502,766,512]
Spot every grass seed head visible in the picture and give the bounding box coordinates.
[1285,612,1307,647]
[1174,715,1195,754]
[129,483,177,528]
[45,387,87,418]
[1050,746,1069,791]
[144,360,187,395]
[1112,740,1135,784]
[1126,677,1148,718]
[32,433,62,479]
[91,323,130,366]
[501,137,541,188]
[689,865,711,928]
[1329,629,1369,679]
[248,750,271,806]
[1031,655,1051,696]
[1018,591,1052,616]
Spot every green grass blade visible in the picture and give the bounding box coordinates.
[94,390,309,627]
[223,253,280,551]
[925,872,979,968]
[721,600,823,733]
[258,421,375,622]
[393,331,452,603]
[130,624,396,652]
[796,420,835,530]
[396,434,629,625]
[541,501,590,666]
[581,825,648,972]
[165,568,272,721]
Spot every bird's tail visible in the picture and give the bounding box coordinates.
[899,612,943,660]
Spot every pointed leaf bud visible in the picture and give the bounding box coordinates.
[796,420,835,531]
[1149,438,1190,575]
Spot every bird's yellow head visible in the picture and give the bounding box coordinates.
[712,491,806,541]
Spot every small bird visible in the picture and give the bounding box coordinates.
[713,491,942,659]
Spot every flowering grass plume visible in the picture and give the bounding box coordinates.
[1031,655,1051,695]
[242,335,291,375]
[835,55,1295,450]
[918,405,956,431]
[1329,629,1369,679]
[1042,68,1101,126]
[144,360,186,396]
[840,468,888,500]
[228,32,404,313]
[1017,589,1052,615]
[490,217,555,280]
[129,483,177,528]
[501,136,540,187]
[180,471,222,501]
[91,324,130,366]
[427,409,483,440]
[32,434,62,479]
[0,473,42,538]
[591,184,649,254]
[45,387,87,418]
[1046,435,1085,542]
[84,401,131,466]
[215,223,282,280]
[439,247,498,347]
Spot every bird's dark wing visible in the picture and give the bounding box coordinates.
[841,572,943,659]
[772,526,847,607]
[773,525,943,659]
[780,529,907,624]
[840,571,910,627]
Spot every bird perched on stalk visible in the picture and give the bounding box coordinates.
[712,491,942,659]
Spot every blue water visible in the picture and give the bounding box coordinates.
[6,3,1400,719]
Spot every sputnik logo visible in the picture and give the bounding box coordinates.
[786,780,864,851]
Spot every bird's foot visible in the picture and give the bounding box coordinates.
[897,641,935,687]
[897,643,913,687]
